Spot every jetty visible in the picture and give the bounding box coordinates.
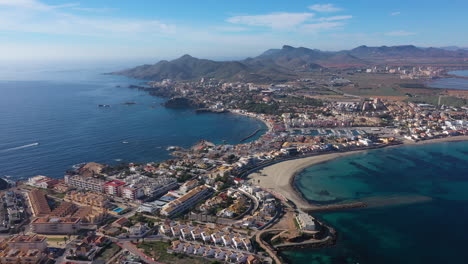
[240,128,262,142]
[302,201,367,213]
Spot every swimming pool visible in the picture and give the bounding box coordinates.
[112,208,124,213]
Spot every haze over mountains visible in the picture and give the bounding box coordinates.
[113,45,468,82]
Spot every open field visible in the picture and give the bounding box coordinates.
[337,72,468,106]
[95,243,121,262]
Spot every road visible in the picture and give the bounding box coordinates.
[255,229,284,264]
[118,241,163,264]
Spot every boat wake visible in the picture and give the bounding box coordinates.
[0,143,39,153]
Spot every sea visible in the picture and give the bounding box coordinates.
[0,65,266,180]
[287,71,468,264]
[286,141,468,264]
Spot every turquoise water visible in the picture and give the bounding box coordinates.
[0,68,266,179]
[285,141,468,264]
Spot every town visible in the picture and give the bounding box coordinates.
[1,65,468,264]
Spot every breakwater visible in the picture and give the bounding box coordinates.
[240,128,262,142]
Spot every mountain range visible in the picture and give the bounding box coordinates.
[113,45,468,82]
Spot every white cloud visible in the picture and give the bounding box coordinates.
[301,22,345,32]
[226,12,315,29]
[0,0,175,37]
[385,30,416,36]
[390,11,401,16]
[317,15,352,21]
[0,1,357,60]
[309,4,342,13]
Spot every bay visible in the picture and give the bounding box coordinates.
[285,141,468,264]
[0,67,266,179]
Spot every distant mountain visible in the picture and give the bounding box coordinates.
[439,46,468,52]
[246,45,338,71]
[349,45,468,59]
[112,44,468,81]
[114,54,249,81]
[112,48,320,82]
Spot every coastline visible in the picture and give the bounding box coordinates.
[229,109,274,134]
[247,135,468,210]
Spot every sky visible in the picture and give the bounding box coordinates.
[0,0,467,62]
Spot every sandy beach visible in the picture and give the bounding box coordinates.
[247,135,468,210]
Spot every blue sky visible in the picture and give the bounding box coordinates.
[1,0,467,62]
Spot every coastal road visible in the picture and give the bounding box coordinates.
[255,229,284,264]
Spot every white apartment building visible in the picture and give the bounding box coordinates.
[160,185,212,217]
[65,175,105,193]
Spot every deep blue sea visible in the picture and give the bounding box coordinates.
[285,141,468,264]
[0,66,265,179]
[428,70,468,90]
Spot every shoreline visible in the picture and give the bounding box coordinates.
[229,109,273,134]
[247,135,468,210]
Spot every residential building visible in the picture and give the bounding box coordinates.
[8,235,48,252]
[160,185,212,217]
[111,217,129,228]
[31,217,81,234]
[122,184,145,200]
[180,179,198,193]
[126,223,149,237]
[0,235,48,264]
[104,180,126,196]
[50,202,77,217]
[68,235,109,261]
[27,175,58,189]
[296,211,316,231]
[121,174,178,198]
[65,175,106,193]
[0,248,46,264]
[65,191,110,208]
[27,190,51,217]
[73,206,107,224]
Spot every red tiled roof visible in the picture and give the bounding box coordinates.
[105,180,126,187]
